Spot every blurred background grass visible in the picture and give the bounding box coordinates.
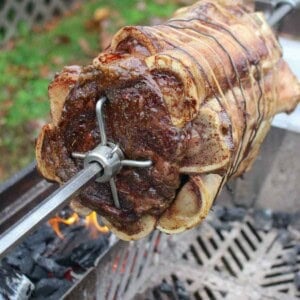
[0,0,184,182]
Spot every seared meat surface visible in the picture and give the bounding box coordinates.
[36,0,300,240]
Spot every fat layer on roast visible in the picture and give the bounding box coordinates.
[36,0,300,240]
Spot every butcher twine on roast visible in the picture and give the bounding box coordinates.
[36,0,300,240]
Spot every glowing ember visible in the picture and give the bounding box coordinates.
[48,211,109,239]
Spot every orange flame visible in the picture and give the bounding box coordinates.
[85,211,109,239]
[48,211,109,239]
[48,212,79,239]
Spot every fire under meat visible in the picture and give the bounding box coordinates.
[49,211,109,239]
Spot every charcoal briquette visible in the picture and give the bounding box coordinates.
[273,212,292,229]
[294,271,300,291]
[0,265,34,300]
[33,254,67,278]
[33,278,70,298]
[253,209,273,231]
[30,265,48,281]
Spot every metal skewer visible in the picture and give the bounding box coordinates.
[0,162,102,259]
[268,0,296,27]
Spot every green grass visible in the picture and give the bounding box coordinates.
[0,0,179,181]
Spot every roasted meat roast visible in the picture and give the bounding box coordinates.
[36,0,300,240]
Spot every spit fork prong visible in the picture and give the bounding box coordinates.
[71,97,152,209]
[96,97,108,146]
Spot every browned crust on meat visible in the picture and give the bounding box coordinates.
[36,0,300,241]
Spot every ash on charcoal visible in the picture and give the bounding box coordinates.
[295,244,300,254]
[24,225,55,249]
[32,253,68,278]
[159,280,173,294]
[273,212,292,229]
[5,245,34,276]
[208,217,232,231]
[213,206,247,222]
[150,278,191,300]
[31,243,46,257]
[209,206,248,231]
[282,249,298,266]
[0,264,34,300]
[46,224,83,255]
[174,279,190,300]
[291,212,300,230]
[277,229,293,247]
[253,209,273,231]
[295,271,300,291]
[66,237,109,268]
[29,265,48,282]
[31,278,72,300]
[153,281,176,300]
[252,210,300,232]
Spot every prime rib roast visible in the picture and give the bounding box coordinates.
[36,0,300,240]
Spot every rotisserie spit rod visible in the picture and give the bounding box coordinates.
[0,163,102,259]
[268,0,299,27]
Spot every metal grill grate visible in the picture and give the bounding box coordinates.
[142,217,299,300]
[168,218,300,300]
[0,0,80,46]
[69,210,300,300]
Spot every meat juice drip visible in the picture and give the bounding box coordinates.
[1,207,110,300]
